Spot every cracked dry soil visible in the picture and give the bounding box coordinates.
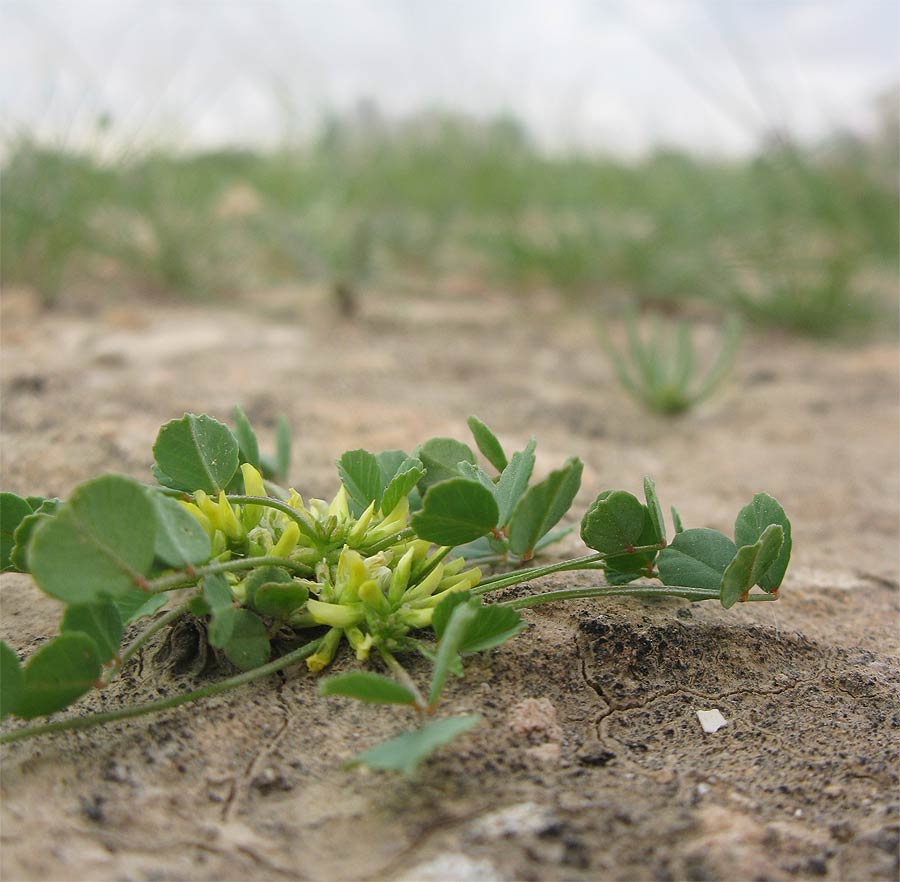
[1,281,898,881]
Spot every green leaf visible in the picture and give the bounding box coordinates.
[202,573,234,611]
[429,598,479,706]
[152,413,240,494]
[457,603,526,654]
[603,508,660,579]
[60,602,124,663]
[347,715,481,775]
[467,416,508,473]
[671,505,685,533]
[720,524,785,609]
[495,438,536,525]
[208,608,270,671]
[431,591,471,639]
[275,416,292,482]
[657,528,737,591]
[580,490,647,556]
[29,475,157,604]
[1,493,34,572]
[456,462,497,494]
[240,566,292,607]
[320,672,418,705]
[416,438,476,491]
[17,633,101,720]
[411,479,499,546]
[149,490,211,567]
[643,477,666,544]
[10,499,61,573]
[734,493,792,592]
[253,581,309,618]
[1,641,24,720]
[380,456,425,516]
[337,449,383,512]
[113,589,167,625]
[507,458,583,559]
[432,592,525,654]
[375,450,409,484]
[150,463,183,490]
[233,406,261,469]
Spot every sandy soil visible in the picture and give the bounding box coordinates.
[1,280,898,881]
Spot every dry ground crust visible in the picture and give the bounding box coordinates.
[1,282,898,881]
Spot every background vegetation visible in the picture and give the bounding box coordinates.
[2,96,897,338]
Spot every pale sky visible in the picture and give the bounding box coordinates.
[1,0,897,155]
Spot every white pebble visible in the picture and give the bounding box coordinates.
[696,709,729,733]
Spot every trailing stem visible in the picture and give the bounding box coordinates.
[0,638,322,746]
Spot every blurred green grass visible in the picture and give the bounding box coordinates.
[1,107,896,337]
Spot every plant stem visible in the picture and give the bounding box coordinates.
[379,648,427,712]
[0,638,322,746]
[500,585,779,610]
[472,544,664,595]
[363,528,417,555]
[145,555,312,594]
[225,494,314,533]
[102,600,192,685]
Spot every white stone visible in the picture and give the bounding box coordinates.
[397,853,502,882]
[697,709,729,733]
[466,801,557,841]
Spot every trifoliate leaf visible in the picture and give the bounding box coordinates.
[346,715,481,775]
[60,602,124,663]
[0,641,24,720]
[380,456,425,516]
[411,479,499,546]
[16,633,101,719]
[733,493,792,592]
[29,475,157,604]
[508,457,582,558]
[149,490,211,567]
[416,437,477,492]
[152,413,239,494]
[320,672,418,705]
[337,449,383,513]
[232,405,261,469]
[467,416,509,473]
[721,524,785,609]
[657,528,737,591]
[208,608,270,670]
[253,581,309,618]
[1,493,34,572]
[494,438,536,525]
[580,490,646,556]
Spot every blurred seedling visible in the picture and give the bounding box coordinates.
[600,309,742,415]
[1,411,790,774]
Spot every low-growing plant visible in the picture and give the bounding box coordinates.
[0,409,790,772]
[600,309,742,415]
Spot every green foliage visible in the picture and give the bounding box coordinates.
[150,491,212,567]
[411,479,499,546]
[0,493,33,572]
[467,416,509,472]
[345,715,482,775]
[29,475,157,604]
[320,672,417,706]
[657,529,738,591]
[153,414,240,494]
[0,407,791,776]
[208,608,270,671]
[17,634,101,720]
[734,493,792,592]
[601,310,742,415]
[0,643,24,720]
[507,458,583,559]
[60,602,123,664]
